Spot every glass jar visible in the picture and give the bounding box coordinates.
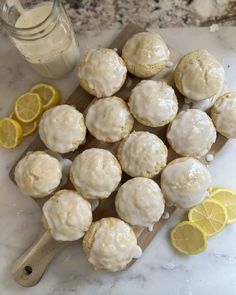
[0,0,80,79]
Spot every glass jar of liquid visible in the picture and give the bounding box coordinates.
[0,0,80,79]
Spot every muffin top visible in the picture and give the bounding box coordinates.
[174,49,224,101]
[211,92,236,139]
[43,190,92,241]
[129,80,178,127]
[117,131,168,178]
[161,157,212,209]
[39,105,86,154]
[167,109,216,158]
[78,48,127,97]
[85,96,134,142]
[83,217,142,272]
[14,151,62,198]
[115,177,165,227]
[70,148,122,199]
[122,32,169,67]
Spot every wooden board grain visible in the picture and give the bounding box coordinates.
[10,23,228,287]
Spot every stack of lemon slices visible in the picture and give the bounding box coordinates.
[0,83,61,149]
[171,187,236,255]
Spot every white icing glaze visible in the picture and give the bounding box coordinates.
[78,49,127,97]
[122,32,169,66]
[85,96,134,142]
[180,50,224,101]
[70,148,122,199]
[129,80,178,127]
[118,131,168,178]
[115,177,165,227]
[212,92,236,138]
[14,151,62,197]
[147,224,154,232]
[161,158,212,209]
[43,190,92,241]
[39,105,86,154]
[88,218,140,272]
[167,109,216,158]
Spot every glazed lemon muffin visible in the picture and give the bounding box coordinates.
[117,131,168,178]
[70,148,122,199]
[78,48,127,98]
[14,151,62,198]
[122,32,170,78]
[39,105,86,154]
[83,217,142,272]
[115,177,165,228]
[161,157,212,209]
[85,96,134,142]
[167,109,216,158]
[211,92,236,138]
[174,49,225,101]
[129,80,178,127]
[42,190,92,241]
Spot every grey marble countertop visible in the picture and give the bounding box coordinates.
[62,0,236,32]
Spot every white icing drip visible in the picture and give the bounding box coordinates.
[166,61,174,68]
[78,49,127,97]
[181,50,224,101]
[70,148,122,199]
[167,109,216,158]
[122,32,169,66]
[133,246,143,258]
[162,212,170,220]
[147,224,154,232]
[212,92,236,138]
[161,158,212,209]
[85,96,134,142]
[14,151,62,197]
[43,190,92,241]
[88,218,139,272]
[118,131,168,178]
[129,80,178,127]
[115,177,165,227]
[89,199,99,211]
[39,105,86,154]
[206,153,214,162]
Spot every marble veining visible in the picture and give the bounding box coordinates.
[0,27,236,295]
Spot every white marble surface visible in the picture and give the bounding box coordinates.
[1,27,236,295]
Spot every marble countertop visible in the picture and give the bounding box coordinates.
[62,0,236,32]
[1,27,236,295]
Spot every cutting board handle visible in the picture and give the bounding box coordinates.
[11,229,67,287]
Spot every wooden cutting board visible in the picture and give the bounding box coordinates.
[9,23,228,287]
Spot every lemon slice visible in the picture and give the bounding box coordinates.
[0,118,23,148]
[188,199,228,237]
[15,92,43,123]
[170,221,208,255]
[9,112,38,137]
[30,83,61,110]
[210,188,236,224]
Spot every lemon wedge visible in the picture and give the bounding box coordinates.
[9,112,38,137]
[30,83,61,110]
[170,221,208,255]
[188,199,228,237]
[210,188,236,224]
[0,118,23,148]
[15,92,43,123]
